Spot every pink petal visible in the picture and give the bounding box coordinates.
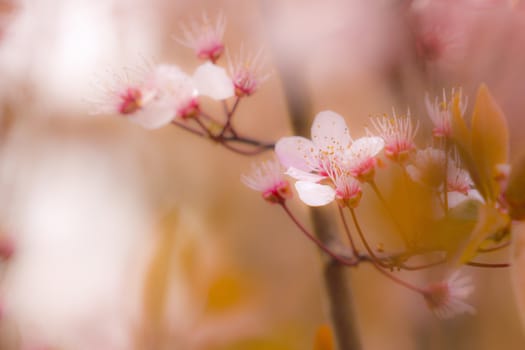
[294,181,335,206]
[311,110,351,152]
[193,62,234,100]
[285,167,326,182]
[275,136,316,171]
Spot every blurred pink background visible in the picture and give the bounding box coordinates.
[0,0,524,349]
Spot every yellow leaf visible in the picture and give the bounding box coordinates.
[506,153,525,220]
[470,84,510,202]
[456,204,509,264]
[313,324,334,350]
[428,199,480,255]
[450,89,486,203]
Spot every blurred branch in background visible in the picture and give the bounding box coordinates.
[260,1,361,348]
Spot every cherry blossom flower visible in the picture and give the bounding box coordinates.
[178,13,226,63]
[275,110,382,206]
[90,62,155,115]
[332,170,362,208]
[241,157,292,204]
[425,89,468,138]
[92,62,233,129]
[447,152,472,195]
[406,147,446,189]
[423,271,476,319]
[228,47,269,97]
[371,110,419,163]
[446,152,484,207]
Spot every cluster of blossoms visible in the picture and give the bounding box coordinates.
[241,87,514,319]
[89,11,517,325]
[91,14,270,156]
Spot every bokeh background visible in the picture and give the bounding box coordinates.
[0,0,524,349]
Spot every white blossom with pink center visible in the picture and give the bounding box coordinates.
[425,89,468,138]
[423,271,476,319]
[241,157,292,204]
[446,153,483,207]
[275,111,381,206]
[178,13,226,63]
[92,62,234,129]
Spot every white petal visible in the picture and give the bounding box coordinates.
[285,167,326,182]
[193,62,234,100]
[466,189,484,202]
[294,181,335,207]
[127,101,175,129]
[447,192,468,209]
[148,64,196,96]
[448,189,484,208]
[145,64,196,110]
[405,164,421,184]
[348,136,384,158]
[311,110,351,152]
[275,136,316,171]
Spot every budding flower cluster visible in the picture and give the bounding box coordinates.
[91,13,268,130]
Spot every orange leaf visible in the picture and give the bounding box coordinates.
[451,90,471,150]
[470,84,509,202]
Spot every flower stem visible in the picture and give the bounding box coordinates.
[349,208,391,268]
[466,261,509,268]
[348,210,424,293]
[281,203,356,266]
[220,142,269,156]
[443,138,449,212]
[220,97,241,137]
[338,206,359,257]
[171,120,207,137]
